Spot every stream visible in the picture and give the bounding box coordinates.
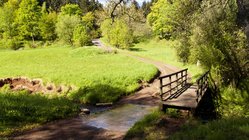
[83,104,156,132]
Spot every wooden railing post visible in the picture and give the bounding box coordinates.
[181,71,183,87]
[160,78,163,98]
[169,76,172,95]
[185,69,188,85]
[158,68,188,99]
[176,73,178,91]
[196,80,199,102]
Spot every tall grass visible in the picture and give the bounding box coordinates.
[170,117,249,140]
[0,90,79,137]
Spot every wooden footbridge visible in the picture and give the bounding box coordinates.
[159,68,209,111]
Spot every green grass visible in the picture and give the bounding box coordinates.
[170,117,249,140]
[125,39,204,81]
[124,109,183,140]
[0,90,79,137]
[0,46,158,103]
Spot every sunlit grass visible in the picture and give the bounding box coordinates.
[125,39,204,81]
[0,46,158,103]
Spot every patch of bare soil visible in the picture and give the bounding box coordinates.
[0,77,74,94]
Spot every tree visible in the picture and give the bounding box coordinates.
[39,2,57,41]
[189,0,248,86]
[15,0,41,44]
[0,0,24,50]
[0,0,19,39]
[101,19,133,49]
[82,12,100,38]
[0,0,8,6]
[60,4,82,16]
[56,14,81,45]
[73,25,91,47]
[141,1,152,17]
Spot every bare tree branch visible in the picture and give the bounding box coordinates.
[110,0,124,23]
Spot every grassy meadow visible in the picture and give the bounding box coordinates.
[0,46,158,103]
[126,39,204,80]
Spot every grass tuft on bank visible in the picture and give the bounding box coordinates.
[0,90,79,137]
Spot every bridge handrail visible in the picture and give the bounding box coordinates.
[159,69,188,99]
[196,70,210,102]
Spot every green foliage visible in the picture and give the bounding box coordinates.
[0,0,19,40]
[82,12,100,38]
[2,38,23,50]
[82,12,95,29]
[56,14,81,45]
[101,19,133,49]
[0,91,79,136]
[147,0,198,39]
[148,0,248,86]
[39,3,57,41]
[220,83,249,117]
[73,25,91,47]
[15,0,41,41]
[60,4,82,16]
[189,0,248,86]
[0,47,158,104]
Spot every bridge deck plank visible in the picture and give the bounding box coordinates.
[161,84,199,109]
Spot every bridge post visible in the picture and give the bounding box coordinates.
[159,78,163,98]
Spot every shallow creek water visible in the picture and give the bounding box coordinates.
[84,104,156,132]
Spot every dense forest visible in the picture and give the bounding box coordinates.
[0,0,249,139]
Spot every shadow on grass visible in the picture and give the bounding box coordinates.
[128,47,146,52]
[0,91,79,137]
[69,84,126,105]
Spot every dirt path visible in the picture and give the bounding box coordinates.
[12,40,180,140]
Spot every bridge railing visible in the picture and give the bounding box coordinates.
[159,68,188,100]
[196,70,210,102]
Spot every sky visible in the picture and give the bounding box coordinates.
[98,0,151,6]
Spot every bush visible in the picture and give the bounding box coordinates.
[73,25,91,47]
[3,38,23,50]
[56,14,81,45]
[101,19,133,49]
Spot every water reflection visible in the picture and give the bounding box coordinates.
[85,104,155,132]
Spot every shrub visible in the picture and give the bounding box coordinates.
[73,25,91,47]
[4,38,23,50]
[101,19,134,49]
[56,14,81,45]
